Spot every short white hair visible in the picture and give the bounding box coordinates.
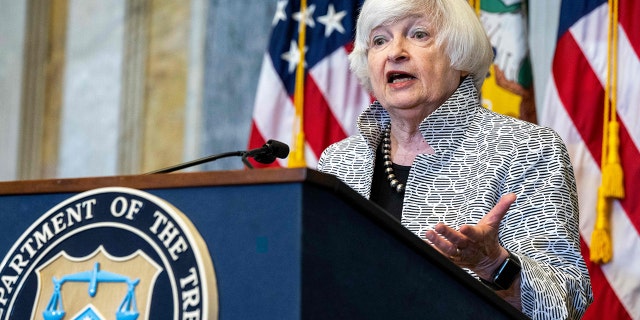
[349,0,493,92]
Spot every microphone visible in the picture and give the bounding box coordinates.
[146,139,290,174]
[243,139,290,165]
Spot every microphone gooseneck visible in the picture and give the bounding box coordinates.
[145,139,290,174]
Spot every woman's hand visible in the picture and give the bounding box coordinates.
[424,193,516,279]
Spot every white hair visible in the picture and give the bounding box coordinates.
[348,0,493,92]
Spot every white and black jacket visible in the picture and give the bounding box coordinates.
[317,77,593,319]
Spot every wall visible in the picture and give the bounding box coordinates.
[201,0,275,170]
[0,1,27,180]
[0,0,560,180]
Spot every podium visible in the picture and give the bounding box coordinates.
[0,168,527,319]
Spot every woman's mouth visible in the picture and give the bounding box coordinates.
[387,72,416,83]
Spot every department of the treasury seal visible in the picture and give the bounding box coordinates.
[0,187,218,320]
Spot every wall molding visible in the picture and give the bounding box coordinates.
[118,0,150,175]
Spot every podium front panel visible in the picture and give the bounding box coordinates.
[0,169,526,319]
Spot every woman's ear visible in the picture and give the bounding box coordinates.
[459,71,470,84]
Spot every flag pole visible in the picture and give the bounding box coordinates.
[289,0,308,168]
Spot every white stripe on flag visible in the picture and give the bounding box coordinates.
[252,53,296,166]
[570,3,640,145]
[309,47,369,137]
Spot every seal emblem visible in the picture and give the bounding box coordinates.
[0,187,218,319]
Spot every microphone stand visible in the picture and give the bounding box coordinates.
[145,150,253,174]
[145,139,288,174]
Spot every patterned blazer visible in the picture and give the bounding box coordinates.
[317,77,593,319]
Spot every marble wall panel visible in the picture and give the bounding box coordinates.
[0,1,27,180]
[58,0,125,178]
[141,0,190,173]
[201,0,275,170]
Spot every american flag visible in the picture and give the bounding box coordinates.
[541,0,640,318]
[248,0,368,168]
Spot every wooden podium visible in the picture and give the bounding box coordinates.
[0,168,527,319]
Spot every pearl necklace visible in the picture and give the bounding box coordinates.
[382,125,405,193]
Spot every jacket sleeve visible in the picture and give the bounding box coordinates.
[501,128,593,319]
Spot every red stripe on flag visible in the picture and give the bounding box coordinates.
[554,33,640,235]
[247,120,282,168]
[248,120,267,150]
[617,123,640,233]
[303,74,348,158]
[620,0,640,58]
[344,41,354,54]
[552,33,605,165]
[580,238,633,320]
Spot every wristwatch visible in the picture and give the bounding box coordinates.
[480,250,521,290]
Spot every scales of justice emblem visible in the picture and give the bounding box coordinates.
[34,247,162,320]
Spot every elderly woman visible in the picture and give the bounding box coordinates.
[317,0,593,318]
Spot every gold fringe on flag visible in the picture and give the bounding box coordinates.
[591,0,625,264]
[603,120,625,198]
[289,0,308,168]
[601,0,625,199]
[591,188,613,264]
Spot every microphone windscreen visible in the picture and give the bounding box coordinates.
[266,140,290,159]
[253,154,277,164]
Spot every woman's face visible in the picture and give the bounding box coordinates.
[367,15,464,118]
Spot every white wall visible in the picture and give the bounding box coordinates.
[56,0,126,178]
[0,1,563,180]
[529,1,562,122]
[0,1,27,181]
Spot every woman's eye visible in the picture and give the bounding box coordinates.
[413,30,428,39]
[371,36,386,46]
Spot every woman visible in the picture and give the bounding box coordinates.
[317,0,593,318]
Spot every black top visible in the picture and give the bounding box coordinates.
[369,143,410,221]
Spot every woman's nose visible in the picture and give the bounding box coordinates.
[387,38,409,61]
